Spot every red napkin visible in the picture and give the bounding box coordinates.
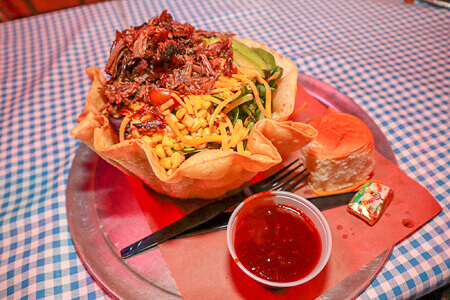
[125,84,442,299]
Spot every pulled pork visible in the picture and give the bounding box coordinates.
[102,10,234,116]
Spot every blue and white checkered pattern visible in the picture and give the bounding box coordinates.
[0,0,448,298]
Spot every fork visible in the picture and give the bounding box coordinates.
[121,158,309,259]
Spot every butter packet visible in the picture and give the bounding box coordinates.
[348,182,393,226]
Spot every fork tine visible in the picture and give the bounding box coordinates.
[252,158,300,186]
[252,159,303,193]
[273,168,309,192]
[284,172,310,192]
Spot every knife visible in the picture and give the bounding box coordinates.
[173,191,357,240]
[122,191,357,256]
[121,188,251,258]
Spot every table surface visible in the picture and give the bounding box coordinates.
[0,0,448,299]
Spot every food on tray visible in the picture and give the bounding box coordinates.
[302,112,375,191]
[71,11,317,199]
[347,182,393,225]
[233,202,322,282]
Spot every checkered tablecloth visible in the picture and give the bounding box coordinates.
[1,0,448,299]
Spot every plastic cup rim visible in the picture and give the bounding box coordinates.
[226,190,333,288]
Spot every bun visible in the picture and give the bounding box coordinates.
[302,112,375,191]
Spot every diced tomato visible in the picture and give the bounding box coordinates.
[149,89,179,108]
[231,65,238,75]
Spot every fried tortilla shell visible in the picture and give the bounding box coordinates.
[71,41,316,199]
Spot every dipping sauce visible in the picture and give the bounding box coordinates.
[234,203,322,283]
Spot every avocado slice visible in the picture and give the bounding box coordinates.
[251,48,276,71]
[203,38,269,78]
[233,51,266,78]
[232,40,268,77]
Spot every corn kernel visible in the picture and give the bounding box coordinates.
[197,109,208,119]
[141,136,151,143]
[131,128,142,138]
[161,157,172,169]
[171,163,180,170]
[168,113,178,123]
[152,134,163,143]
[243,150,252,156]
[165,147,174,157]
[162,136,174,148]
[192,98,202,111]
[183,115,194,129]
[180,128,189,135]
[197,99,205,110]
[199,118,208,128]
[167,169,173,176]
[191,118,202,132]
[171,152,185,164]
[203,128,211,136]
[201,100,211,110]
[155,144,166,158]
[173,142,185,151]
[195,143,207,150]
[223,91,232,98]
[176,108,187,120]
[176,122,186,130]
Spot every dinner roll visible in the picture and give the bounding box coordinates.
[302,112,375,191]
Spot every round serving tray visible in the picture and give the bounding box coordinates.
[66,74,396,299]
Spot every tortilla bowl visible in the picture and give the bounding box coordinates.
[71,39,317,199]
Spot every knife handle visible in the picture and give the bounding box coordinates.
[121,192,244,258]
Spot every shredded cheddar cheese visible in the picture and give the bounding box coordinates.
[160,99,174,112]
[118,57,280,173]
[183,96,195,115]
[257,74,272,118]
[171,93,187,110]
[234,75,270,119]
[222,94,254,115]
[209,90,242,126]
[119,116,131,143]
[267,71,280,82]
[221,113,234,134]
[289,102,308,119]
[219,122,228,151]
[237,141,245,153]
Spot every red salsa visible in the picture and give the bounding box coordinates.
[234,203,322,282]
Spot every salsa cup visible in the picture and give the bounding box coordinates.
[227,191,332,288]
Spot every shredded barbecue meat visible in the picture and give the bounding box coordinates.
[102,10,234,116]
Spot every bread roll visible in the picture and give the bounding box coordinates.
[302,112,375,191]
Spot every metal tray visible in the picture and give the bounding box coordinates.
[66,74,396,299]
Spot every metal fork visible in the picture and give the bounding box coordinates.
[121,158,308,259]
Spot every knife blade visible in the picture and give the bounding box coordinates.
[172,191,357,240]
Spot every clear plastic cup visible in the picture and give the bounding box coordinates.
[227,191,332,288]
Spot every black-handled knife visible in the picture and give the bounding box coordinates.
[121,189,250,258]
[173,191,357,240]
[121,191,357,258]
